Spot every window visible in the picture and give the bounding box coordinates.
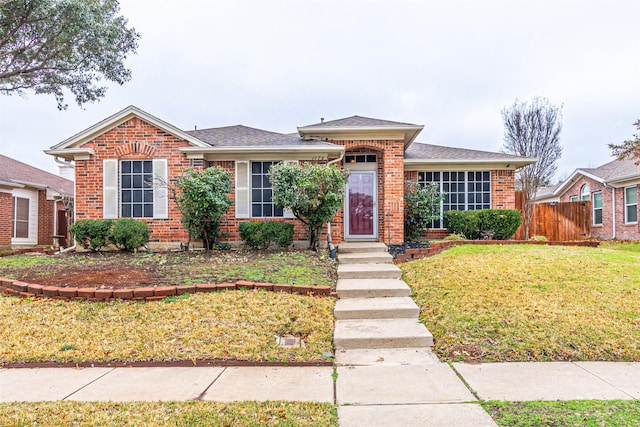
[625,186,638,223]
[592,192,602,225]
[569,196,578,202]
[102,159,168,220]
[418,170,491,228]
[121,160,154,218]
[12,197,29,238]
[580,184,590,201]
[251,161,283,217]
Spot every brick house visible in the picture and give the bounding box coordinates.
[45,106,535,248]
[0,155,74,248]
[535,158,640,240]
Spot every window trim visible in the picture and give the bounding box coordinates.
[624,186,638,224]
[592,191,603,226]
[580,184,590,201]
[12,196,30,239]
[569,195,578,202]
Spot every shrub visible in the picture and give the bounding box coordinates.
[239,221,294,249]
[69,219,113,251]
[444,210,480,239]
[477,209,522,240]
[444,233,466,241]
[444,209,522,240]
[110,218,150,252]
[529,235,548,241]
[404,180,444,241]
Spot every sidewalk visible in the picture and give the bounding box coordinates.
[2,362,638,424]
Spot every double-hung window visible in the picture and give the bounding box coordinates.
[102,159,168,219]
[580,184,590,201]
[569,196,579,202]
[592,192,603,225]
[625,186,638,223]
[417,171,491,228]
[235,160,296,219]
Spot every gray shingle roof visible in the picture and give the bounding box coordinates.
[404,142,534,162]
[0,155,73,194]
[301,115,420,128]
[185,125,340,148]
[581,157,640,182]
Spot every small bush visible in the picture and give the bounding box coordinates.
[239,222,294,249]
[444,233,466,241]
[69,219,114,251]
[529,235,548,241]
[444,210,480,239]
[477,209,522,240]
[110,218,151,252]
[445,209,522,240]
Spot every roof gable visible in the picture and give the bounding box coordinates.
[0,155,74,194]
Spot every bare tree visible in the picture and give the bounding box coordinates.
[609,119,640,165]
[502,97,563,239]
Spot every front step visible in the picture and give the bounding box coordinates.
[334,297,419,320]
[338,263,402,280]
[336,279,411,299]
[339,242,388,254]
[334,318,433,350]
[338,252,393,265]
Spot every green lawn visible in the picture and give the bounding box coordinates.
[401,244,640,362]
[0,291,334,364]
[0,401,337,427]
[483,400,640,427]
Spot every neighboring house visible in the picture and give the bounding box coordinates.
[534,158,640,240]
[45,106,535,248]
[0,155,74,248]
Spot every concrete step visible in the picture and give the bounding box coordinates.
[334,297,419,320]
[334,319,433,350]
[335,347,440,366]
[336,279,411,298]
[339,242,388,254]
[338,263,402,280]
[338,252,393,265]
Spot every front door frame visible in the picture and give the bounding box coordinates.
[345,166,378,240]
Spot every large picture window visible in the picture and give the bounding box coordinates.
[12,196,29,238]
[251,161,284,218]
[121,160,154,218]
[625,186,638,223]
[592,192,602,225]
[418,170,491,228]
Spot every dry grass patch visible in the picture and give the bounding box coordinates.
[401,244,640,362]
[0,291,334,364]
[0,401,337,427]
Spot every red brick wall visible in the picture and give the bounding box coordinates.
[0,192,12,247]
[75,117,191,245]
[37,191,56,245]
[560,176,639,240]
[492,170,516,209]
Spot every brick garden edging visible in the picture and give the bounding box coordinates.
[0,278,335,302]
[393,240,600,263]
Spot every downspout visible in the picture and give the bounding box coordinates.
[608,183,616,239]
[56,156,76,254]
[326,151,344,259]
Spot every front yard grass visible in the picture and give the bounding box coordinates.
[0,290,334,364]
[482,400,640,427]
[401,244,640,362]
[0,401,337,427]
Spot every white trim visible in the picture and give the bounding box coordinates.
[103,159,118,219]
[297,124,423,148]
[404,159,535,170]
[152,159,168,219]
[11,189,38,245]
[345,170,378,240]
[592,191,603,225]
[235,161,250,219]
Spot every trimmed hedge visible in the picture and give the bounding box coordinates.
[238,221,294,249]
[69,218,150,252]
[444,209,521,240]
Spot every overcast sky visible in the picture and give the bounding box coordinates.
[1,0,639,181]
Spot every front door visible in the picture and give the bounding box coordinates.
[346,171,377,239]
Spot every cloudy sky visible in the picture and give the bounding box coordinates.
[1,0,638,180]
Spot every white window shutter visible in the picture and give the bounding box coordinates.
[103,159,118,219]
[235,161,250,218]
[282,160,299,219]
[153,159,168,219]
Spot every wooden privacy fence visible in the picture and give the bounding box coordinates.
[514,192,591,241]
